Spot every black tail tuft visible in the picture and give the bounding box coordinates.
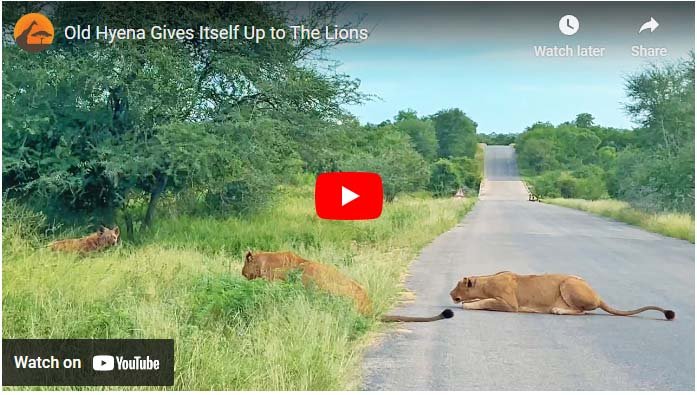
[664,310,675,320]
[442,309,454,319]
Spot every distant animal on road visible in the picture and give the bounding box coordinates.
[450,271,675,320]
[49,226,120,253]
[243,251,453,322]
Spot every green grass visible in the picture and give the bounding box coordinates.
[544,198,694,243]
[3,186,475,390]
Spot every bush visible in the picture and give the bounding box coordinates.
[574,177,608,200]
[451,156,482,191]
[527,167,608,200]
[610,144,694,213]
[557,173,577,198]
[572,165,608,200]
[527,171,562,197]
[428,159,461,197]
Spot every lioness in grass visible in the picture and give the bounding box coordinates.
[450,271,675,320]
[49,226,120,253]
[243,251,453,322]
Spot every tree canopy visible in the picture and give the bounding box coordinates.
[431,108,478,158]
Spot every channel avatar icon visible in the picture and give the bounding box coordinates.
[14,13,54,53]
[315,172,383,220]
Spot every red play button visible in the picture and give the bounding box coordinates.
[315,172,383,220]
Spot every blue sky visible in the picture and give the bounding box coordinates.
[324,2,694,134]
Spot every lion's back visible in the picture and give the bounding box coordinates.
[515,273,580,306]
[254,252,307,279]
[49,235,100,252]
[302,262,372,314]
[244,252,373,315]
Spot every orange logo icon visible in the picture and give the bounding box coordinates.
[14,13,54,53]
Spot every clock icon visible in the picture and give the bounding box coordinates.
[559,15,580,36]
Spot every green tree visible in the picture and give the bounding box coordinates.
[625,56,695,155]
[339,130,429,201]
[393,113,438,162]
[516,136,558,173]
[620,56,695,211]
[574,113,595,128]
[477,132,517,145]
[394,109,419,122]
[431,108,478,158]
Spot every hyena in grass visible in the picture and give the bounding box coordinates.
[49,226,120,253]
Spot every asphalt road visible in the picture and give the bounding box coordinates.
[362,145,695,390]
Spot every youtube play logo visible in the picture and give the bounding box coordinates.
[315,172,383,220]
[92,355,115,371]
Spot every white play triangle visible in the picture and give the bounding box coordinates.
[341,186,359,206]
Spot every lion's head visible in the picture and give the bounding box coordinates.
[242,251,260,279]
[449,276,483,303]
[242,251,307,280]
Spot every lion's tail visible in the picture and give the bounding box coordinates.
[380,309,454,322]
[599,300,675,320]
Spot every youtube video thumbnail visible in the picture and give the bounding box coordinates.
[2,1,694,391]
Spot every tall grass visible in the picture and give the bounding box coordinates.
[545,198,694,243]
[3,188,474,390]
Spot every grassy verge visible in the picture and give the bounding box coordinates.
[544,198,694,243]
[3,187,475,390]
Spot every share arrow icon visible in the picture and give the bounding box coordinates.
[639,17,659,33]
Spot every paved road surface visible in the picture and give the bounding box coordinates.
[362,145,694,390]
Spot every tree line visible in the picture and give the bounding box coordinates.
[3,2,482,237]
[516,56,694,213]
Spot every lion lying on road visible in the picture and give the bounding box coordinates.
[243,251,453,322]
[450,271,675,320]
